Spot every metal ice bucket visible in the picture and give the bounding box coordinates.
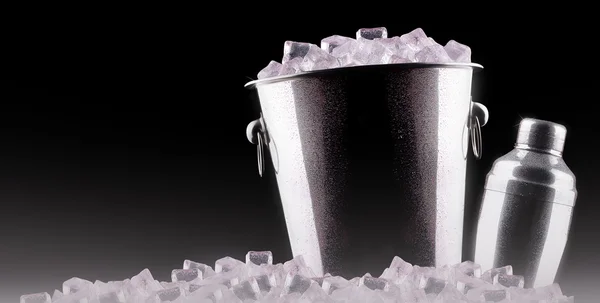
[245,63,489,278]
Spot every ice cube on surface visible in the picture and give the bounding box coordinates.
[62,277,94,295]
[130,269,163,295]
[171,268,202,282]
[356,27,388,40]
[183,259,216,278]
[154,286,184,302]
[420,276,447,295]
[97,290,126,303]
[283,255,315,277]
[215,256,244,273]
[482,289,510,302]
[21,252,577,302]
[455,275,487,294]
[321,35,354,53]
[282,274,313,295]
[257,61,282,79]
[444,40,472,63]
[321,276,350,295]
[493,273,524,288]
[246,251,274,265]
[359,275,389,291]
[20,292,51,303]
[379,256,413,284]
[51,290,64,301]
[482,265,513,283]
[232,277,261,300]
[453,260,482,278]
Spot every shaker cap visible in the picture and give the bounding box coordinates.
[516,118,567,156]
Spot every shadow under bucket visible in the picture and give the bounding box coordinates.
[245,63,489,278]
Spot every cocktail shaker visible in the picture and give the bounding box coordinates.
[473,118,577,288]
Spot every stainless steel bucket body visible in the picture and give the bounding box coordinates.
[245,63,488,278]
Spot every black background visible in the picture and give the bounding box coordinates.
[6,7,599,302]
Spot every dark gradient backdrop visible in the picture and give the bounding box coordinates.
[7,8,599,303]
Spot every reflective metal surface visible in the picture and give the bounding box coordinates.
[474,118,577,288]
[245,63,488,277]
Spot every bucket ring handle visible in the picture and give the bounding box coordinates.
[470,115,483,159]
[246,114,267,177]
[470,100,489,160]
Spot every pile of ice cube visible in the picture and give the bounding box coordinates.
[257,27,472,79]
[21,251,574,303]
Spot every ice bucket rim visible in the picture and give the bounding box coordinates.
[244,62,483,88]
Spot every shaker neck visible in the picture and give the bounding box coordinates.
[514,143,563,157]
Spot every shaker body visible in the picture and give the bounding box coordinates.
[474,118,577,288]
[475,187,574,288]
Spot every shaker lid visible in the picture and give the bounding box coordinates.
[516,118,567,156]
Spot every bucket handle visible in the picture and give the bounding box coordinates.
[246,113,267,177]
[470,100,489,159]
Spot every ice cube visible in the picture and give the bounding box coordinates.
[51,290,64,301]
[351,38,394,65]
[279,57,303,76]
[455,275,487,294]
[481,289,510,302]
[377,37,416,61]
[444,40,471,63]
[282,274,313,295]
[415,44,453,63]
[379,256,413,284]
[183,260,216,278]
[171,268,202,282]
[321,35,355,53]
[283,41,311,63]
[154,286,184,302]
[453,260,482,278]
[200,266,247,288]
[481,265,513,283]
[432,285,469,303]
[232,277,261,301]
[62,277,94,295]
[300,44,340,71]
[254,273,278,293]
[215,256,244,273]
[419,276,447,295]
[129,268,163,295]
[20,292,51,303]
[187,283,227,301]
[493,273,524,288]
[321,276,350,295]
[246,250,274,265]
[331,40,359,66]
[399,28,436,52]
[358,275,389,291]
[97,290,126,303]
[299,281,331,301]
[257,61,282,79]
[283,255,316,277]
[356,27,388,40]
